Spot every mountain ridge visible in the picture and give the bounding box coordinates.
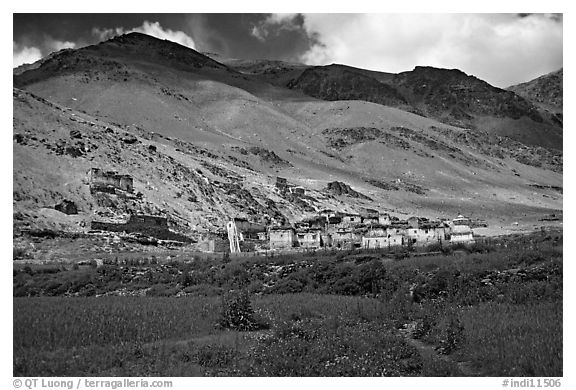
[13,32,563,238]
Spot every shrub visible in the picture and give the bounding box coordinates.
[196,344,237,368]
[146,284,181,297]
[434,314,465,355]
[217,290,268,331]
[331,277,361,295]
[269,278,305,294]
[13,247,28,259]
[182,284,222,297]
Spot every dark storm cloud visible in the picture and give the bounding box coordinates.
[14,14,193,52]
[184,14,315,62]
[13,13,316,66]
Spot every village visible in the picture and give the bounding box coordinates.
[217,211,475,254]
[83,168,476,255]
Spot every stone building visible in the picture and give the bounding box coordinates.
[378,213,391,226]
[450,215,475,244]
[233,217,267,239]
[362,234,404,249]
[296,229,322,248]
[90,214,191,242]
[275,177,288,192]
[341,213,362,226]
[88,168,133,193]
[269,226,295,250]
[360,208,380,225]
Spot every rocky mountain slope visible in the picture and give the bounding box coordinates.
[220,59,562,151]
[13,33,563,239]
[507,68,563,126]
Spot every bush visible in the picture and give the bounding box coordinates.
[196,344,237,368]
[13,247,28,259]
[146,284,181,297]
[182,284,222,297]
[434,314,465,355]
[269,278,305,294]
[217,290,268,331]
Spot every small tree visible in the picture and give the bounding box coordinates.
[218,289,266,331]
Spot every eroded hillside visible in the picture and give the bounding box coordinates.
[13,33,563,238]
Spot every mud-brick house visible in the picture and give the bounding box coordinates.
[269,226,295,250]
[233,217,267,240]
[295,229,322,248]
[360,209,380,225]
[326,215,343,233]
[332,227,363,249]
[296,216,326,230]
[319,209,336,218]
[364,224,388,238]
[450,215,475,244]
[320,233,333,248]
[405,217,449,246]
[341,212,362,227]
[378,213,391,226]
[362,233,404,249]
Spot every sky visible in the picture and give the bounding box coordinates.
[13,13,563,87]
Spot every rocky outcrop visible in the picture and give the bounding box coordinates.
[325,181,372,200]
[54,200,78,215]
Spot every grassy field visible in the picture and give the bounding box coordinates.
[13,230,563,376]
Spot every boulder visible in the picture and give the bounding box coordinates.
[54,200,78,215]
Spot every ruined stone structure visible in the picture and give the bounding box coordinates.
[88,168,133,194]
[275,177,288,192]
[289,186,305,196]
[91,214,190,242]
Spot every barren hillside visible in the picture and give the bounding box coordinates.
[13,33,563,237]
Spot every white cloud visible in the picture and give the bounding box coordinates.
[92,21,196,49]
[13,38,76,68]
[295,14,563,87]
[13,42,42,67]
[49,40,76,52]
[250,25,267,42]
[250,13,302,42]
